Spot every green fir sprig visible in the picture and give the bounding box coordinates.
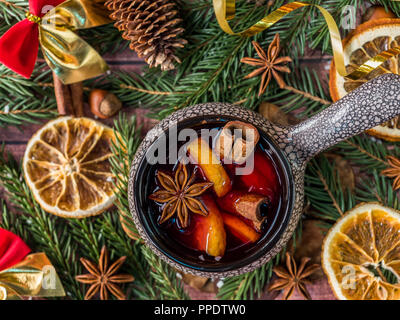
[110,114,189,300]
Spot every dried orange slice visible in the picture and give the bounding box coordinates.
[329,18,400,141]
[23,117,117,218]
[322,203,400,300]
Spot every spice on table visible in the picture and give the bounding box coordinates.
[90,89,122,119]
[268,252,320,300]
[75,246,134,300]
[53,72,83,116]
[381,155,400,190]
[241,34,292,96]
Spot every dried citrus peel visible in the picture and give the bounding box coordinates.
[329,19,400,141]
[23,117,117,218]
[322,203,400,300]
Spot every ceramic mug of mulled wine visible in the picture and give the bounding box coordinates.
[128,73,400,277]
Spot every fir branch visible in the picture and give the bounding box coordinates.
[305,155,356,223]
[315,166,344,216]
[109,71,177,110]
[0,107,55,115]
[119,83,190,96]
[166,36,246,112]
[282,85,331,106]
[0,151,84,299]
[95,212,158,300]
[110,113,142,241]
[218,262,273,300]
[0,0,24,10]
[11,78,91,92]
[264,67,331,118]
[356,170,400,210]
[110,114,189,300]
[79,24,128,56]
[276,0,316,57]
[141,245,189,300]
[343,139,388,165]
[0,97,57,127]
[0,200,27,239]
[335,135,394,170]
[0,0,26,26]
[217,220,303,300]
[0,65,57,127]
[307,0,361,53]
[67,218,102,263]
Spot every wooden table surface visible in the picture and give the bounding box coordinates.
[1,48,337,300]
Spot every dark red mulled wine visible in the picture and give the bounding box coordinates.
[147,120,286,263]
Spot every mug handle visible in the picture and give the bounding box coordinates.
[288,73,400,164]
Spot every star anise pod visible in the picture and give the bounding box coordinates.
[381,156,400,190]
[241,33,292,96]
[149,162,213,228]
[75,246,134,300]
[268,252,319,300]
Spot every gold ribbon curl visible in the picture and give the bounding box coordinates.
[0,253,65,300]
[38,0,111,84]
[213,0,400,80]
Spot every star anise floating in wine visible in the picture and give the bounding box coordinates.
[149,162,213,228]
[75,246,134,300]
[268,252,319,300]
[241,33,292,96]
[381,156,400,190]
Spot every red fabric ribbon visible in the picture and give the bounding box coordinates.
[0,228,31,272]
[0,0,65,78]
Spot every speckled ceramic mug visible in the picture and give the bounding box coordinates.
[128,73,400,278]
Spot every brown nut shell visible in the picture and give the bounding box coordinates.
[90,89,122,119]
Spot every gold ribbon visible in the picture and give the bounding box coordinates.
[38,0,111,84]
[0,253,65,300]
[213,0,400,80]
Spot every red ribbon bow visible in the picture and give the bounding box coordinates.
[0,0,65,78]
[0,228,31,271]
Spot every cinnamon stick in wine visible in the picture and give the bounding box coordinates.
[215,120,259,164]
[217,191,268,232]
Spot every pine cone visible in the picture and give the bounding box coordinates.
[105,0,187,71]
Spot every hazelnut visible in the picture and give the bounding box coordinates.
[89,89,122,119]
